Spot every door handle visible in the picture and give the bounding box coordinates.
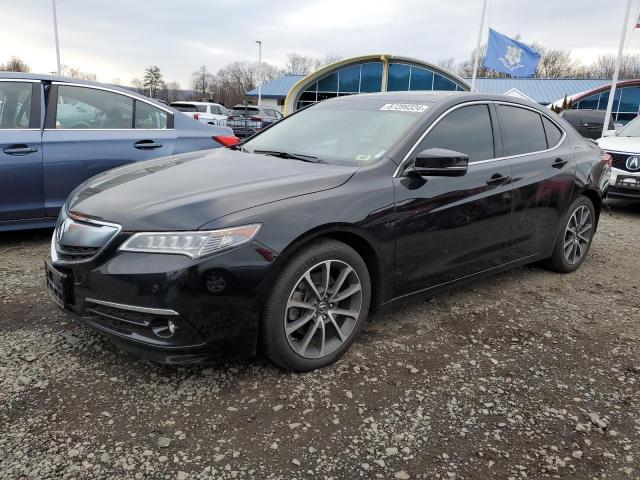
[486,173,510,186]
[134,140,163,150]
[552,158,568,169]
[3,144,38,155]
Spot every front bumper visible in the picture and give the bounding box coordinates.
[608,167,640,199]
[47,231,278,364]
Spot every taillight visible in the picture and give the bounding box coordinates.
[213,135,240,147]
[194,113,200,120]
[227,115,234,120]
[250,116,262,121]
[602,152,612,167]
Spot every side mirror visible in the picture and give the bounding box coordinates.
[406,148,469,177]
[602,129,618,137]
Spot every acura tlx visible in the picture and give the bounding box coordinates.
[46,92,609,371]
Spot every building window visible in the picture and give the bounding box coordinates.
[574,86,639,124]
[294,59,467,112]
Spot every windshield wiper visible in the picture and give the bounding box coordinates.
[228,144,248,152]
[252,149,325,163]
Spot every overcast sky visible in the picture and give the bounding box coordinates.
[3,0,640,87]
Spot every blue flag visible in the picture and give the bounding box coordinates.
[483,28,541,77]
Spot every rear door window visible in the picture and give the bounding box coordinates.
[497,105,547,156]
[135,101,168,129]
[542,116,563,148]
[55,86,133,129]
[421,104,495,162]
[0,82,32,129]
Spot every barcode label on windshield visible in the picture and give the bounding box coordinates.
[380,103,429,113]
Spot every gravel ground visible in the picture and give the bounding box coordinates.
[1,200,639,480]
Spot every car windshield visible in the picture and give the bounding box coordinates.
[242,99,428,166]
[617,115,640,136]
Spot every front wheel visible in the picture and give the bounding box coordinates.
[546,196,596,273]
[262,239,371,371]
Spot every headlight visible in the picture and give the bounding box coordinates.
[118,224,261,258]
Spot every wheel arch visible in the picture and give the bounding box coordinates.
[262,224,384,312]
[577,187,602,232]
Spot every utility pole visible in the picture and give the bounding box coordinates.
[256,41,262,106]
[602,0,632,137]
[52,0,61,74]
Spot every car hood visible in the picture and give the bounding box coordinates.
[597,135,640,153]
[67,148,358,231]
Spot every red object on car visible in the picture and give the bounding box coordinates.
[601,152,612,167]
[194,113,200,120]
[213,135,240,147]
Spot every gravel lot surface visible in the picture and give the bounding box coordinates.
[1,200,639,480]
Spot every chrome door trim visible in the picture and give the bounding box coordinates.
[394,100,568,177]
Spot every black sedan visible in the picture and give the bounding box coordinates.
[46,92,610,371]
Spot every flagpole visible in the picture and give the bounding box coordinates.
[470,0,489,92]
[602,0,632,137]
[51,0,61,75]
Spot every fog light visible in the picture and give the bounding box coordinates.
[152,319,177,338]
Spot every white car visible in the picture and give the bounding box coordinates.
[170,101,229,126]
[598,117,640,199]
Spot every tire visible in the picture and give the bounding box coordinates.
[545,196,596,273]
[262,239,371,371]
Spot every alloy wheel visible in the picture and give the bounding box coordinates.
[284,260,363,359]
[563,205,592,265]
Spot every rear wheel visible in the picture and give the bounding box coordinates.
[546,196,596,273]
[262,239,371,371]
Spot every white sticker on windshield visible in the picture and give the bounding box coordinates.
[380,103,429,113]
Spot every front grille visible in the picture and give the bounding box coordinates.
[53,211,120,263]
[56,244,100,261]
[606,151,639,172]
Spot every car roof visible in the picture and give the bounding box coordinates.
[0,71,170,110]
[329,90,553,113]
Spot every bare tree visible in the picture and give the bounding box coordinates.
[191,65,213,99]
[1,56,31,72]
[528,44,578,78]
[60,64,97,81]
[285,53,316,75]
[437,57,457,73]
[313,53,342,70]
[588,53,640,79]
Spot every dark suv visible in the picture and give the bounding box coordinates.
[227,105,282,138]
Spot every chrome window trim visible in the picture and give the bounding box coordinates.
[0,78,40,83]
[46,128,171,132]
[393,100,567,177]
[84,298,179,316]
[52,81,174,114]
[51,210,122,264]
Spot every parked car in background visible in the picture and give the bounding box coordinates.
[560,109,617,140]
[170,101,229,126]
[597,115,640,199]
[46,92,608,371]
[227,104,283,138]
[0,73,238,231]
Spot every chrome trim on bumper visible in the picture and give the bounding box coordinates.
[84,298,179,316]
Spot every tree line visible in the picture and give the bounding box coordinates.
[3,42,640,106]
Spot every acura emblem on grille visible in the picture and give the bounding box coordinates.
[626,156,640,171]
